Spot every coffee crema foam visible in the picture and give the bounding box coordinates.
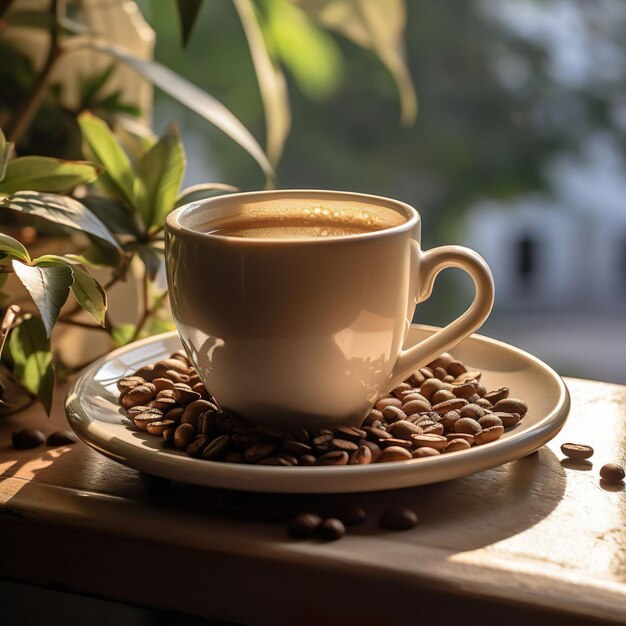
[196,199,406,240]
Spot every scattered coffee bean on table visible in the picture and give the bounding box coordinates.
[12,428,45,450]
[379,507,418,530]
[114,351,530,467]
[288,513,322,538]
[318,517,346,541]
[47,430,78,446]
[560,443,594,461]
[599,463,625,484]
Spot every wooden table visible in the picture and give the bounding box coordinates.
[0,377,624,626]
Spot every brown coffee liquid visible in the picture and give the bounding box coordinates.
[209,217,381,239]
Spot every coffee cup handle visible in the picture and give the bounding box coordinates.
[390,243,495,388]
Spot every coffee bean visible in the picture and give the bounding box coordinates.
[117,376,145,393]
[126,405,159,420]
[334,426,366,442]
[318,518,345,541]
[432,398,468,415]
[133,364,156,381]
[445,432,475,443]
[288,427,310,443]
[446,360,467,377]
[476,398,493,409]
[186,434,209,457]
[316,451,349,466]
[452,379,479,399]
[433,366,447,380]
[282,440,312,456]
[443,438,472,453]
[161,369,190,384]
[454,417,482,435]
[378,446,412,462]
[364,426,392,442]
[478,414,503,429]
[259,456,293,466]
[299,454,317,466]
[422,422,445,436]
[402,398,431,415]
[349,445,373,465]
[375,397,402,411]
[420,378,446,400]
[333,503,366,526]
[46,430,78,446]
[492,398,528,416]
[599,463,625,484]
[181,399,217,428]
[201,434,231,461]
[408,370,426,386]
[441,409,461,430]
[454,370,482,383]
[492,411,521,427]
[146,419,175,436]
[484,386,509,404]
[387,420,422,440]
[244,442,277,463]
[134,412,165,431]
[391,383,413,398]
[379,507,418,530]
[428,353,455,370]
[197,411,217,436]
[382,405,406,423]
[363,409,384,426]
[148,396,177,411]
[173,383,201,405]
[412,447,441,458]
[331,438,358,453]
[460,403,485,420]
[192,382,210,399]
[12,428,45,449]
[288,513,322,538]
[155,358,191,375]
[162,428,175,447]
[153,377,175,393]
[256,424,288,442]
[357,439,381,462]
[419,366,434,379]
[411,433,448,450]
[121,383,156,408]
[431,389,456,404]
[164,406,185,425]
[474,425,504,445]
[560,443,594,461]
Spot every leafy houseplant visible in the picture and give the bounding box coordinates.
[0,0,415,415]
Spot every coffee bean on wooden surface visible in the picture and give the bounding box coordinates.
[332,503,366,526]
[560,443,594,461]
[47,430,78,446]
[318,518,345,541]
[12,428,45,449]
[288,513,322,538]
[599,463,625,484]
[379,507,418,530]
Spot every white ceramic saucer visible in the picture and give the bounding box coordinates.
[65,325,570,493]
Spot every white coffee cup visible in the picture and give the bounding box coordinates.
[165,190,494,429]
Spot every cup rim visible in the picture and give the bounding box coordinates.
[166,189,420,245]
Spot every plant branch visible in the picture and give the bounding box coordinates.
[5,0,62,144]
[58,316,108,331]
[0,304,20,357]
[130,270,150,342]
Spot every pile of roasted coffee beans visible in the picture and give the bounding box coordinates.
[115,350,531,466]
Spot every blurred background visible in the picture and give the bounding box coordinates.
[139,0,626,384]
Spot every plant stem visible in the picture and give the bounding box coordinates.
[130,271,150,342]
[0,304,20,357]
[58,317,108,331]
[5,0,62,144]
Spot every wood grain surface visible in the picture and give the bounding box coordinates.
[0,377,624,626]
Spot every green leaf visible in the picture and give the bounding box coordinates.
[0,273,8,290]
[175,183,238,208]
[80,63,115,107]
[0,157,101,194]
[8,315,55,415]
[0,233,30,262]
[176,0,203,47]
[81,196,141,236]
[134,124,185,229]
[266,0,343,100]
[133,244,163,280]
[77,111,136,207]
[12,261,73,337]
[0,128,12,182]
[299,0,417,124]
[4,191,121,251]
[33,255,107,327]
[86,41,274,183]
[233,0,290,167]
[112,323,135,347]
